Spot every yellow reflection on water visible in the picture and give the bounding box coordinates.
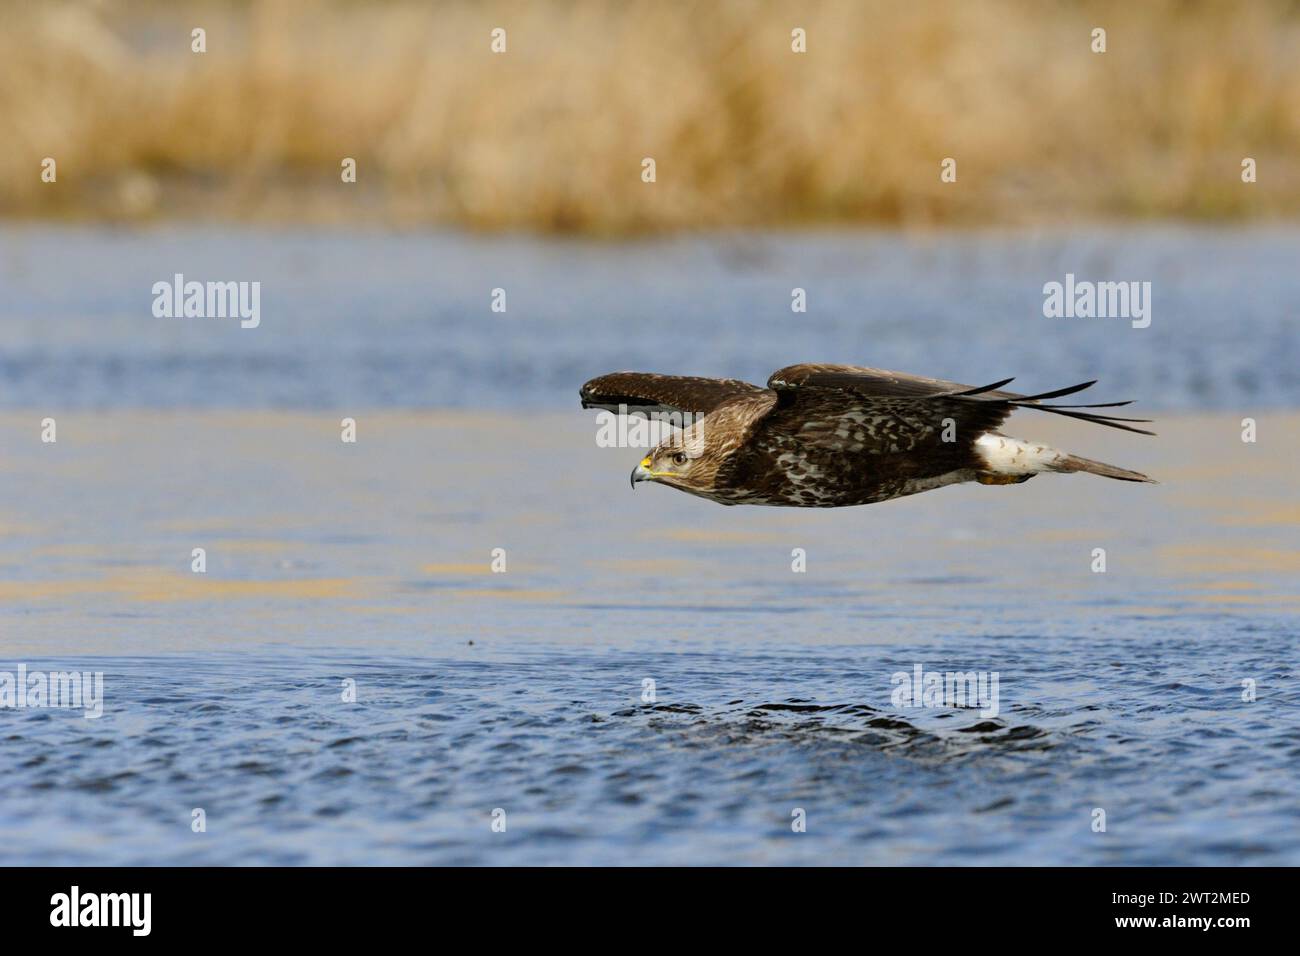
[0,571,363,603]
[421,563,490,575]
[1157,544,1300,575]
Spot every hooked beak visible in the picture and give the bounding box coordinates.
[630,456,653,489]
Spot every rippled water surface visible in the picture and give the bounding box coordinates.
[3,636,1297,866]
[1,227,1297,864]
[3,224,1299,410]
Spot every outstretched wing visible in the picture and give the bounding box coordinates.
[765,364,1155,437]
[729,367,1011,479]
[579,371,765,417]
[708,364,1153,494]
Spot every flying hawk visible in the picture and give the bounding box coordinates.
[580,364,1155,507]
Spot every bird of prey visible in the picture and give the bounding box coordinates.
[579,364,1155,507]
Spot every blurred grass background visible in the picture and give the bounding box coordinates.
[2,0,1298,233]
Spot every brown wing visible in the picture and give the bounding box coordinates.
[767,364,1008,399]
[726,382,1013,484]
[712,364,1151,495]
[579,371,766,417]
[765,364,1155,435]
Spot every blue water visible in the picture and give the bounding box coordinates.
[2,632,1296,866]
[2,224,1298,411]
[1,226,1297,865]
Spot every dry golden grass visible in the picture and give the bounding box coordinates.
[2,0,1298,233]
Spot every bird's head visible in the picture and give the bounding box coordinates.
[630,421,720,496]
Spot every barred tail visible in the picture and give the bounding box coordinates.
[974,434,1157,483]
[1053,454,1157,483]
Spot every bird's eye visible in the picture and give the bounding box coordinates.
[672,452,688,466]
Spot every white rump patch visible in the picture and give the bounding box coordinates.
[975,433,1068,475]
